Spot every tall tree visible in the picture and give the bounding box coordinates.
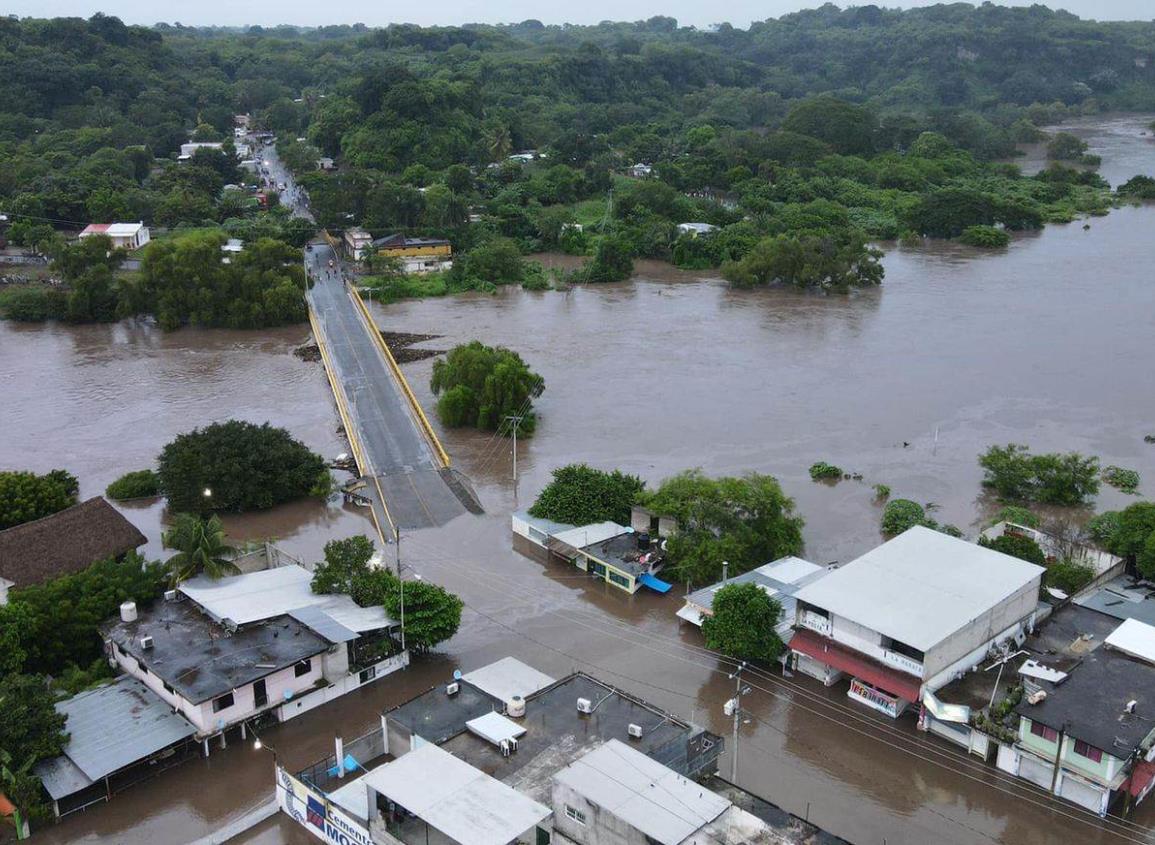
[163,513,239,585]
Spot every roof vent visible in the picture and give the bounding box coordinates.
[1027,689,1047,705]
[1126,700,1138,714]
[446,682,460,696]
[140,635,154,650]
[120,601,138,623]
[507,694,526,718]
[628,723,644,739]
[576,697,593,714]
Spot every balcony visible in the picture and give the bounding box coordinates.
[799,610,832,637]
[882,649,924,678]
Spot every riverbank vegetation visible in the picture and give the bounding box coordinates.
[3,8,1153,314]
[529,464,646,526]
[702,582,785,663]
[0,469,78,530]
[156,420,330,513]
[430,341,545,435]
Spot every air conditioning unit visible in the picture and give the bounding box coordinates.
[164,589,178,601]
[627,723,643,739]
[446,682,460,696]
[509,737,518,753]
[576,697,593,714]
[140,635,155,650]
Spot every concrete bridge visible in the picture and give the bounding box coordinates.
[305,239,481,535]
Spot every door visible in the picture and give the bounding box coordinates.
[253,678,267,708]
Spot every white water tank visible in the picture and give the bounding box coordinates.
[507,694,526,718]
[120,601,138,623]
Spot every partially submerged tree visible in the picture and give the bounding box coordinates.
[980,533,1047,566]
[643,470,804,585]
[529,464,645,526]
[702,582,785,663]
[312,535,376,595]
[0,469,79,530]
[978,444,1099,505]
[430,341,545,434]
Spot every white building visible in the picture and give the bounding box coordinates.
[104,565,408,748]
[180,141,225,159]
[790,526,1045,717]
[78,222,150,251]
[676,222,718,237]
[677,556,829,641]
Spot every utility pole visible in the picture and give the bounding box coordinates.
[505,415,524,501]
[395,526,405,653]
[726,662,749,783]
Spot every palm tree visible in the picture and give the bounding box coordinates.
[485,123,512,163]
[164,513,239,586]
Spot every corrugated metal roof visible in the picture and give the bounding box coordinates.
[362,743,550,845]
[180,565,394,632]
[287,606,359,643]
[793,527,1044,652]
[462,657,555,702]
[33,753,93,801]
[550,522,629,551]
[39,677,196,793]
[555,739,730,845]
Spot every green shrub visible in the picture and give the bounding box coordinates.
[978,444,1099,505]
[0,469,79,530]
[1086,511,1122,545]
[1103,466,1140,495]
[1046,559,1095,594]
[881,499,929,535]
[0,286,68,321]
[809,461,843,481]
[106,469,161,500]
[872,483,891,500]
[990,506,1040,529]
[958,225,1010,248]
[980,532,1047,565]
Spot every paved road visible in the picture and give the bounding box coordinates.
[260,142,477,530]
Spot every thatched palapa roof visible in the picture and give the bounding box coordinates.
[0,497,146,589]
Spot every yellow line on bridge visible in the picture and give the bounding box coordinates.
[348,285,452,470]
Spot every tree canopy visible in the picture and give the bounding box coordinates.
[643,470,803,585]
[978,444,1100,505]
[701,581,785,663]
[0,469,79,530]
[528,464,645,526]
[156,420,330,513]
[430,341,545,434]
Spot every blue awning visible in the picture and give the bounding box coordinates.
[638,573,673,593]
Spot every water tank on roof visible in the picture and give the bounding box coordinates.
[507,694,526,718]
[120,601,138,623]
[637,532,650,551]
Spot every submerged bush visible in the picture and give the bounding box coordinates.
[809,461,843,481]
[959,225,1010,248]
[106,470,161,500]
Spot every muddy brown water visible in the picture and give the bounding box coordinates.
[6,119,1155,845]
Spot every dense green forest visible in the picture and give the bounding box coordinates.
[2,5,1155,304]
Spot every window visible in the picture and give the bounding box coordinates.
[1073,740,1103,763]
[1030,721,1059,743]
[608,571,631,588]
[136,657,149,675]
[359,666,377,684]
[162,682,175,695]
[212,693,235,713]
[565,806,586,826]
[116,643,127,656]
[294,659,312,677]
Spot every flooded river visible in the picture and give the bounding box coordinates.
[5,117,1155,845]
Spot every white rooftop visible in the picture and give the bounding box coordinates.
[461,656,555,702]
[760,555,824,584]
[362,743,550,845]
[792,526,1045,652]
[554,739,730,845]
[179,565,394,632]
[1105,618,1155,666]
[466,711,526,747]
[551,521,629,550]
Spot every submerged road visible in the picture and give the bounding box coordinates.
[260,142,478,531]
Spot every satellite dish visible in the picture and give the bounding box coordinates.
[453,669,463,681]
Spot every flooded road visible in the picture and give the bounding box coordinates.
[5,117,1155,845]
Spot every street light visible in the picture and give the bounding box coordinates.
[203,487,213,498]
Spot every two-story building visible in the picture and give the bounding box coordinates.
[1008,617,1155,815]
[104,565,407,750]
[790,526,1045,717]
[371,234,452,273]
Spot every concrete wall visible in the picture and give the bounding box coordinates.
[551,779,647,845]
[279,652,408,724]
[923,576,1042,678]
